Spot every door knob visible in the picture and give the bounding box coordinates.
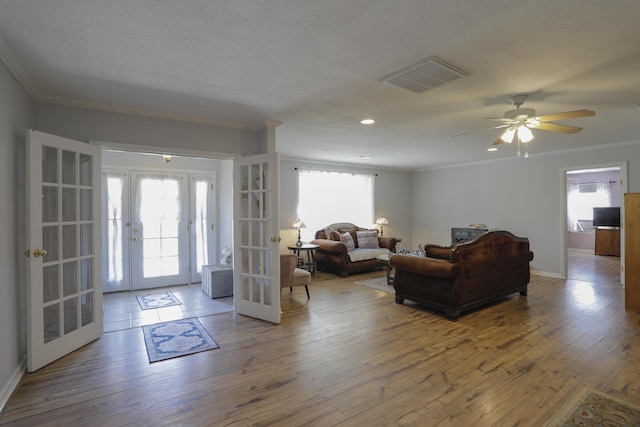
[33,248,47,257]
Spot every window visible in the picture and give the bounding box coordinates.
[297,169,374,241]
[567,180,612,231]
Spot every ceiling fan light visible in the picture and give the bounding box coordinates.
[501,128,516,143]
[518,126,534,142]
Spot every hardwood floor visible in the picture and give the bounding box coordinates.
[567,249,621,286]
[2,255,639,426]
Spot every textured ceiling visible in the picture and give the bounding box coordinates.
[1,0,640,170]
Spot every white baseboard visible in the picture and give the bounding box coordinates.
[0,357,26,413]
[568,248,595,254]
[531,270,565,279]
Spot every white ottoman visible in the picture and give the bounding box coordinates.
[202,264,233,298]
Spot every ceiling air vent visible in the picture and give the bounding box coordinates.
[381,57,469,94]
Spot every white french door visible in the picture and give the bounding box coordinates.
[26,130,103,372]
[130,172,190,289]
[233,153,280,324]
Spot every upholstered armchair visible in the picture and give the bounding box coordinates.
[280,254,311,298]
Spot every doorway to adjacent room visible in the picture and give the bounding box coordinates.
[565,165,624,285]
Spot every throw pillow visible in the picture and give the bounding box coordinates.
[220,246,232,266]
[357,230,379,249]
[324,227,332,240]
[339,232,356,252]
[338,227,359,247]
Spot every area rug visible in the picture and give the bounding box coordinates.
[142,318,219,363]
[545,386,640,426]
[355,276,393,294]
[136,291,181,310]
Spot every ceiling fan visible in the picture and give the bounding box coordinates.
[457,95,595,157]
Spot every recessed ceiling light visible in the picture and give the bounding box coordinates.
[360,119,375,125]
[487,147,498,152]
[357,155,373,159]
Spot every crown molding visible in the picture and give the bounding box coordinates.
[0,35,39,98]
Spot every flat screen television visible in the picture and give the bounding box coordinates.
[592,207,620,228]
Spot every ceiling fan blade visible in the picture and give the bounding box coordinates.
[492,136,506,145]
[534,122,583,134]
[536,109,595,122]
[491,128,514,145]
[451,124,509,138]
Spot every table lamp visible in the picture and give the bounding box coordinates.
[292,218,306,247]
[376,217,389,236]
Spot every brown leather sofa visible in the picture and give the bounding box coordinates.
[311,223,397,277]
[389,230,533,320]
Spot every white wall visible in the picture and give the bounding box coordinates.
[0,62,36,408]
[412,140,640,276]
[278,159,412,253]
[36,103,261,157]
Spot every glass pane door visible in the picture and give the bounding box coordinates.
[130,172,189,289]
[27,130,103,372]
[233,153,280,324]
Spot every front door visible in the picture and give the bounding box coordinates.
[130,172,190,289]
[233,153,280,324]
[26,130,103,372]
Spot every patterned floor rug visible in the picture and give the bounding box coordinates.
[355,276,393,293]
[142,318,219,363]
[137,291,181,310]
[546,386,640,426]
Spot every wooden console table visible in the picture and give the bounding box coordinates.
[594,227,620,257]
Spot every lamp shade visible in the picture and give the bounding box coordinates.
[292,218,306,228]
[517,125,534,142]
[501,127,516,143]
[376,217,389,225]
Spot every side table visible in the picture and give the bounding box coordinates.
[287,243,319,274]
[376,253,394,286]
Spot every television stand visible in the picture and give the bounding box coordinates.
[594,226,620,257]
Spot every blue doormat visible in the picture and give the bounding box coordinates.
[136,291,181,310]
[142,318,219,363]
